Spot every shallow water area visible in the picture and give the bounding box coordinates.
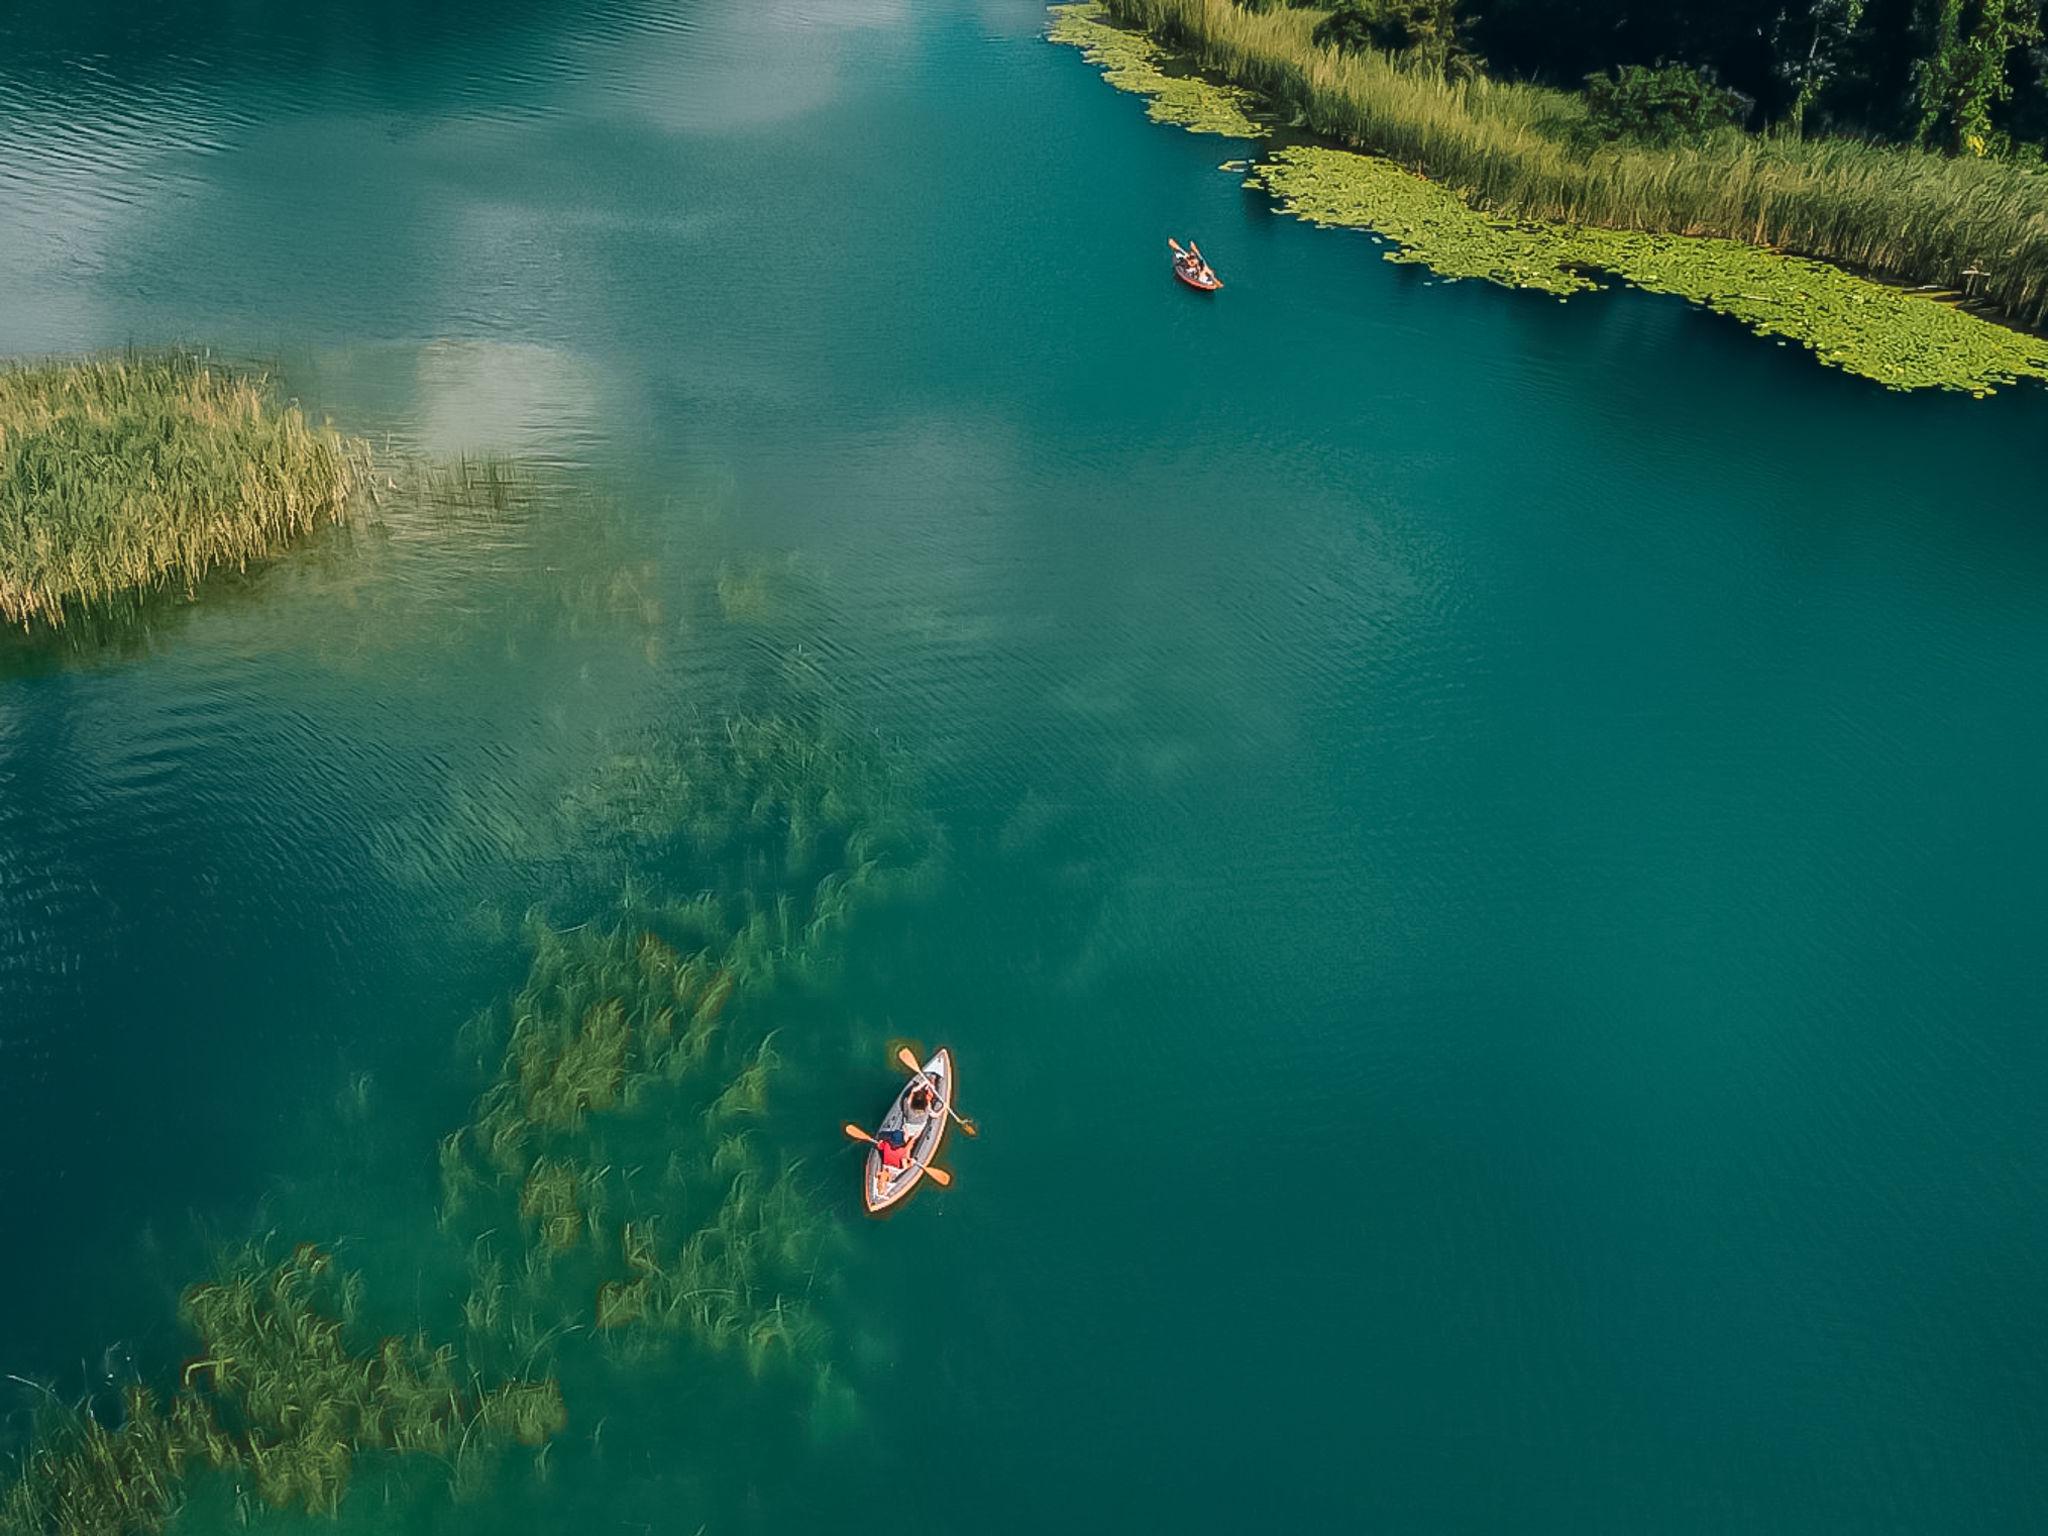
[2,1,2046,1531]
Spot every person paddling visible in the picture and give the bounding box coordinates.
[875,1084,938,1182]
[1169,237,1222,290]
[902,1083,938,1142]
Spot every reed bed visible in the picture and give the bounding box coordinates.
[1089,0,2048,331]
[0,353,366,628]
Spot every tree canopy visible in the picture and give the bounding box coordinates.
[1456,0,2048,151]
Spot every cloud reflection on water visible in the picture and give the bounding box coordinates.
[598,0,912,135]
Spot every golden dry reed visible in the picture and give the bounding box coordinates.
[0,353,365,628]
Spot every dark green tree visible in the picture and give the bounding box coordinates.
[1471,0,1783,108]
[1913,0,2043,152]
[1773,0,1873,133]
[1313,0,1482,80]
[1577,60,1753,145]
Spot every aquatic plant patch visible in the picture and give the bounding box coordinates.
[0,354,365,628]
[1049,3,1264,137]
[1249,145,1593,295]
[1251,146,2048,393]
[0,1245,563,1536]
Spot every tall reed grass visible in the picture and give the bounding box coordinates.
[1099,0,2048,328]
[0,353,364,628]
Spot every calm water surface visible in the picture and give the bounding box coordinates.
[2,2,2045,1530]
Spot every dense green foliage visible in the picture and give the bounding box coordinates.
[1467,0,2048,152]
[1912,0,2043,152]
[1578,61,1751,147]
[0,355,362,629]
[1312,1,1480,80]
[1225,0,2048,152]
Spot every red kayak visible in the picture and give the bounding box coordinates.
[1168,237,1222,291]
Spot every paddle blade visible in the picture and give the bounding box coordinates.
[923,1165,952,1187]
[959,1118,979,1137]
[842,1123,876,1145]
[896,1047,922,1072]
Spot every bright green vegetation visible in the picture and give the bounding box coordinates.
[1253,144,2048,392]
[1911,0,2041,156]
[1049,1,1265,134]
[1089,0,2048,333]
[0,1246,563,1536]
[0,354,364,629]
[1052,3,2048,392]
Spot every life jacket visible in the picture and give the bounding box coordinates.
[878,1133,909,1169]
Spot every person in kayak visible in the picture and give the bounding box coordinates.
[875,1084,939,1180]
[902,1083,938,1142]
[1174,246,1219,288]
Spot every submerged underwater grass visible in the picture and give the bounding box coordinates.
[0,490,941,1527]
[0,354,366,628]
[1050,4,2048,393]
[444,696,938,1397]
[0,1245,563,1536]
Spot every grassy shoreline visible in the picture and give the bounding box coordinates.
[0,354,365,629]
[1051,3,2048,393]
[1097,0,2048,329]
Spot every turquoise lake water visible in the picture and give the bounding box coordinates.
[3,1,2046,1530]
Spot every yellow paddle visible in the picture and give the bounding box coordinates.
[841,1123,952,1186]
[896,1047,979,1136]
